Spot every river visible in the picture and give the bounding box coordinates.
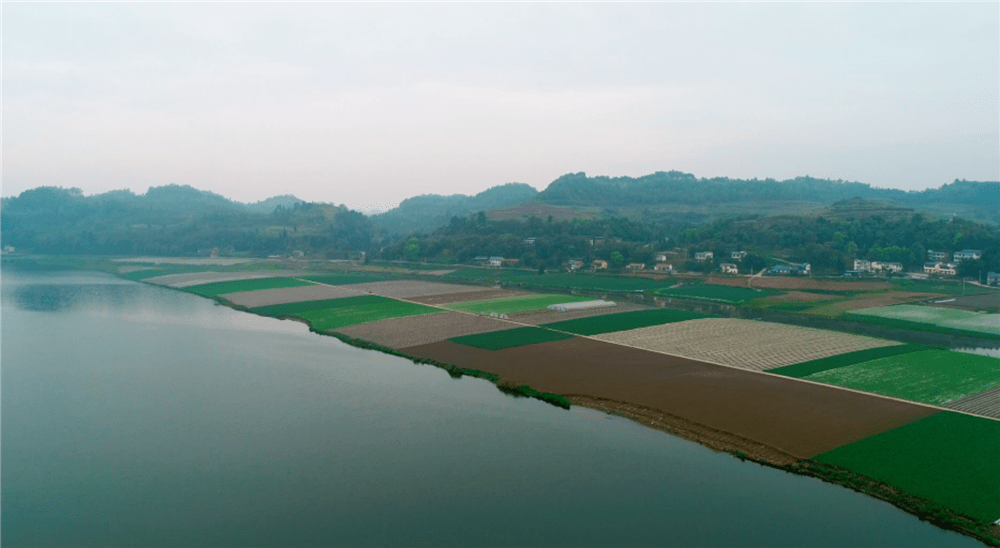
[1,269,983,547]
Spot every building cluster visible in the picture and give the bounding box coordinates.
[768,263,810,276]
[852,259,904,274]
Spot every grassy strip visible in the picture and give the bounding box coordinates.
[541,308,713,336]
[842,312,1000,341]
[251,295,387,316]
[803,349,1000,406]
[815,412,1000,524]
[449,326,576,351]
[654,285,778,304]
[185,277,314,297]
[444,294,594,315]
[301,273,392,285]
[770,344,936,378]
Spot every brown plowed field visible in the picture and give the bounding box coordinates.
[593,318,899,372]
[805,292,942,317]
[508,301,650,325]
[757,291,838,304]
[930,291,1000,312]
[747,278,892,291]
[944,385,1000,419]
[407,289,527,306]
[334,311,512,349]
[220,284,363,308]
[340,280,489,299]
[146,270,310,288]
[398,338,935,458]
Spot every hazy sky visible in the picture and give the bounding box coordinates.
[4,2,998,209]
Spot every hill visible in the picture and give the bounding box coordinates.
[371,183,538,237]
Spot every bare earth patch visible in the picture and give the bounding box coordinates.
[220,284,364,308]
[341,280,491,299]
[510,301,650,325]
[407,289,527,305]
[144,270,310,288]
[806,292,942,317]
[594,318,900,372]
[334,311,512,349]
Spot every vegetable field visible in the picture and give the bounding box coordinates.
[302,273,392,286]
[444,294,594,315]
[251,295,388,316]
[296,299,441,331]
[541,309,712,336]
[815,412,1000,523]
[449,326,575,351]
[445,270,677,292]
[803,349,1000,406]
[185,277,314,297]
[654,285,776,303]
[845,304,1000,339]
[770,344,925,378]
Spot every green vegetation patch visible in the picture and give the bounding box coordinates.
[449,326,575,351]
[185,277,314,297]
[654,285,778,303]
[541,309,712,336]
[444,294,595,315]
[446,270,677,292]
[121,266,210,281]
[803,349,1000,406]
[301,273,392,285]
[816,412,1000,522]
[844,305,1000,340]
[251,295,388,316]
[771,344,936,378]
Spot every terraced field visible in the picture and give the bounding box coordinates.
[184,277,314,297]
[594,318,900,372]
[220,284,364,308]
[541,308,712,336]
[449,326,576,351]
[803,349,1000,406]
[333,312,511,349]
[444,294,594,316]
[846,304,1000,337]
[945,386,1000,419]
[654,285,776,303]
[816,412,1000,523]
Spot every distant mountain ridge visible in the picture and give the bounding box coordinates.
[372,182,538,236]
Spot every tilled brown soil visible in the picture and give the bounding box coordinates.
[509,301,650,325]
[220,284,364,308]
[340,280,491,299]
[406,289,527,306]
[333,311,513,349]
[144,270,310,288]
[399,338,936,458]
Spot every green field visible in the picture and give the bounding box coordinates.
[450,327,575,351]
[803,349,1000,406]
[251,295,387,316]
[444,294,595,315]
[301,273,393,285]
[770,344,936,379]
[654,285,778,303]
[445,270,677,292]
[297,300,441,331]
[890,278,993,296]
[816,412,1000,522]
[845,304,1000,339]
[185,277,314,297]
[541,309,712,336]
[121,266,210,281]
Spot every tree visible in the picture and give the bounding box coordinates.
[405,237,419,260]
[610,251,624,269]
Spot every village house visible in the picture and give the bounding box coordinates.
[720,263,738,275]
[790,263,811,274]
[880,262,904,273]
[953,249,982,263]
[653,263,673,273]
[488,256,503,267]
[473,256,489,265]
[768,265,792,276]
[731,251,747,260]
[694,251,714,262]
[566,260,584,272]
[501,258,519,267]
[523,238,537,246]
[924,262,957,276]
[853,259,872,272]
[654,253,669,262]
[592,260,608,270]
[927,250,949,262]
[987,272,1000,286]
[626,263,645,272]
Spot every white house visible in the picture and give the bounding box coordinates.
[953,249,982,263]
[489,256,503,267]
[881,262,904,273]
[731,251,747,260]
[927,250,948,262]
[924,262,956,276]
[988,272,1000,286]
[720,263,738,274]
[854,259,872,272]
[626,263,645,272]
[653,263,673,273]
[654,253,669,262]
[695,251,714,262]
[592,260,608,270]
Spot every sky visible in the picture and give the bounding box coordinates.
[3,2,998,210]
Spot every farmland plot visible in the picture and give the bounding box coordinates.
[510,301,649,325]
[340,280,487,299]
[294,299,441,331]
[803,350,1000,407]
[594,318,899,372]
[449,327,575,351]
[221,284,364,308]
[444,294,594,316]
[407,289,526,306]
[848,304,1000,337]
[185,277,314,297]
[542,308,712,336]
[654,285,776,304]
[144,270,308,288]
[945,385,1000,419]
[333,312,511,349]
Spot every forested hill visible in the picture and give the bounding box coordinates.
[372,182,538,237]
[536,172,1000,224]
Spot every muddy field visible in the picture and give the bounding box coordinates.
[509,301,650,325]
[406,289,525,306]
[220,284,363,308]
[144,270,310,288]
[398,338,935,458]
[805,292,942,317]
[341,280,488,299]
[333,311,513,349]
[930,291,1000,312]
[594,318,900,372]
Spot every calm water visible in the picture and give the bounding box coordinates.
[1,269,982,547]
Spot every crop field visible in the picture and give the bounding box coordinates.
[445,270,677,292]
[407,289,527,306]
[541,308,712,336]
[770,344,926,378]
[594,318,899,372]
[846,304,1000,337]
[333,312,511,349]
[220,284,364,308]
[294,299,441,331]
[815,412,1000,522]
[449,326,576,351]
[399,337,936,458]
[443,294,594,315]
[143,270,308,288]
[803,349,1000,406]
[251,295,389,317]
[945,385,1000,419]
[890,278,994,296]
[802,292,942,318]
[184,277,314,297]
[339,280,487,299]
[930,292,1000,312]
[300,273,393,286]
[508,301,649,325]
[654,285,777,303]
[748,278,891,291]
